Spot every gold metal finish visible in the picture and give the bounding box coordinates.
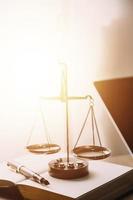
[73,98,111,160]
[48,157,88,179]
[26,101,61,155]
[41,64,90,179]
[26,144,61,154]
[73,145,111,160]
[40,64,111,178]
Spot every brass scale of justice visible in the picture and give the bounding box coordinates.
[26,65,111,179]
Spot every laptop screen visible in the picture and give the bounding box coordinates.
[94,77,133,153]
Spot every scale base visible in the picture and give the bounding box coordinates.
[48,157,88,179]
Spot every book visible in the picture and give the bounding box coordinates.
[0,153,133,200]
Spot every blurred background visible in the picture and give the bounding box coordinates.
[0,0,132,161]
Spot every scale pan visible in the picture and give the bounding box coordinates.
[73,145,111,160]
[26,143,61,154]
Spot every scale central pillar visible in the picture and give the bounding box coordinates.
[48,64,89,179]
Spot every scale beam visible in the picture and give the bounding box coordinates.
[41,95,93,101]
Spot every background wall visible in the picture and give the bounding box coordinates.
[0,0,132,161]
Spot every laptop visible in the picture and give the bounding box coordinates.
[94,77,133,155]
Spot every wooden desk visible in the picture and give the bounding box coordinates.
[105,154,133,167]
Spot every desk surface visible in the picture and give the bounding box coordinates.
[105,154,133,167]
